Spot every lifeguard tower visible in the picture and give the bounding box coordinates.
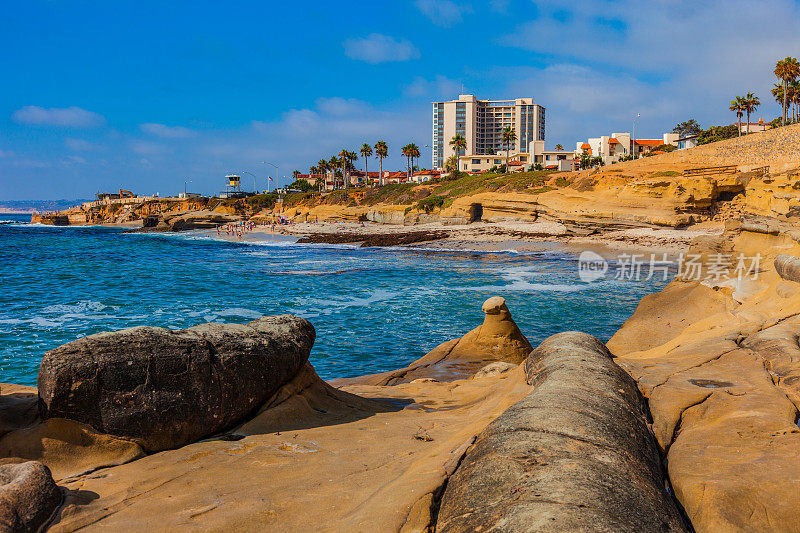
[221,174,243,198]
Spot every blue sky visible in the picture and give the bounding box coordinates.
[2,0,799,199]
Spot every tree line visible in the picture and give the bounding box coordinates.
[305,141,431,190]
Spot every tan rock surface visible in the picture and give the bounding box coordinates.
[609,221,800,531]
[46,363,531,532]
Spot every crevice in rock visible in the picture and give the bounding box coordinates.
[426,436,477,532]
[670,392,713,446]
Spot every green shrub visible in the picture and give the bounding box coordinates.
[288,179,313,192]
[416,195,448,213]
[246,193,279,210]
[697,124,739,145]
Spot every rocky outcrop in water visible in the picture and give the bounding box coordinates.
[38,315,315,452]
[0,461,62,532]
[332,297,531,386]
[130,210,240,232]
[436,332,687,532]
[296,229,448,247]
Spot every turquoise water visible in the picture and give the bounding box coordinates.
[0,214,668,386]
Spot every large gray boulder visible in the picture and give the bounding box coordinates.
[0,461,62,532]
[38,315,314,452]
[436,331,688,532]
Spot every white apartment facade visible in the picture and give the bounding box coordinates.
[432,94,545,169]
[575,132,680,165]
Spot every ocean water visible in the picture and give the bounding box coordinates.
[0,213,670,386]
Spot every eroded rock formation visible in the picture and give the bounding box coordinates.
[38,315,315,452]
[332,296,531,386]
[436,332,687,532]
[0,461,62,532]
[611,220,800,531]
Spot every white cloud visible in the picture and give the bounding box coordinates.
[414,0,470,27]
[130,141,172,156]
[495,0,800,145]
[316,97,370,116]
[489,0,509,13]
[139,123,195,138]
[60,155,87,165]
[405,75,462,98]
[343,34,420,64]
[65,138,104,152]
[0,149,14,158]
[12,106,105,128]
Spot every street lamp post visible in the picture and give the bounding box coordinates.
[261,161,278,192]
[184,179,192,197]
[241,171,258,194]
[632,113,641,159]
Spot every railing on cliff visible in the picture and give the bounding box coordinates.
[683,165,738,177]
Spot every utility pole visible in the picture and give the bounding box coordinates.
[632,113,640,158]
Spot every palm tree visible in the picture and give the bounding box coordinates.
[401,144,413,178]
[772,82,785,119]
[555,144,564,150]
[317,159,328,190]
[775,57,800,126]
[790,80,800,123]
[374,140,388,187]
[449,134,467,172]
[408,143,420,176]
[338,149,357,188]
[360,143,373,188]
[338,149,348,188]
[328,156,340,189]
[501,126,517,172]
[743,92,760,134]
[345,150,358,186]
[444,155,458,174]
[729,96,745,136]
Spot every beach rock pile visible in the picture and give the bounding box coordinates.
[0,461,62,532]
[38,315,315,452]
[296,229,449,247]
[130,210,239,232]
[436,332,688,532]
[333,296,531,385]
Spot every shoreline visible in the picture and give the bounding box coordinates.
[200,219,723,258]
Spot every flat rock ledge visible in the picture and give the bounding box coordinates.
[0,461,62,532]
[436,331,688,532]
[38,315,315,452]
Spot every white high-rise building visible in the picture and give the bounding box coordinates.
[432,94,545,169]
